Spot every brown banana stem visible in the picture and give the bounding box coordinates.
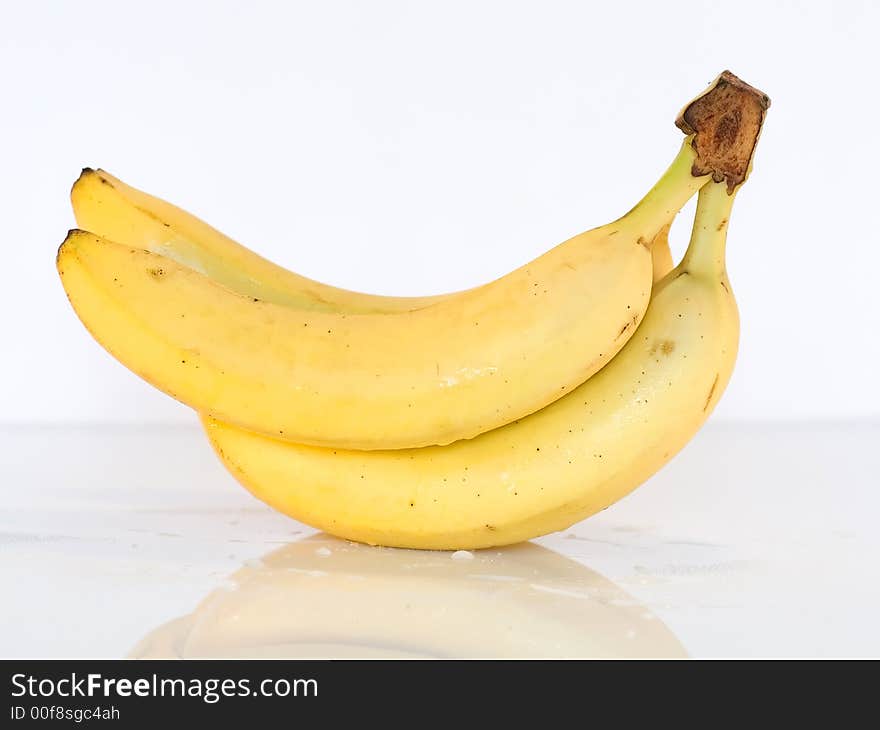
[676,70,771,193]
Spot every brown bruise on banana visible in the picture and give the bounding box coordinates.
[703,373,720,412]
[675,71,770,193]
[650,339,675,356]
[615,315,639,340]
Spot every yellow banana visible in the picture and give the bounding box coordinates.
[58,139,706,450]
[72,167,676,311]
[651,222,674,281]
[71,168,453,314]
[202,179,742,550]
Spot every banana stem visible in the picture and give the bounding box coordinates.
[676,71,770,194]
[614,70,769,244]
[618,138,710,239]
[680,181,737,279]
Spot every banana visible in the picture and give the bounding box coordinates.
[201,179,742,550]
[72,167,675,311]
[71,168,453,314]
[651,222,674,281]
[58,138,706,450]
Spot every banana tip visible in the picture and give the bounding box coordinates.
[57,228,86,265]
[71,167,94,198]
[71,167,114,198]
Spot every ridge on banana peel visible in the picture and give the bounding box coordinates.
[72,163,675,312]
[203,179,746,550]
[58,142,706,451]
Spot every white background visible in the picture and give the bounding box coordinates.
[1,0,878,424]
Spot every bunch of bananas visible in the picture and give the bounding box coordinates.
[58,71,769,550]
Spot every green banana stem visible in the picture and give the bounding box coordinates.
[680,181,737,279]
[617,138,709,240]
[634,70,769,275]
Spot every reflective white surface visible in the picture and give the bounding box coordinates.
[1,422,877,658]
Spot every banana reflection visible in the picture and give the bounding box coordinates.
[132,536,685,658]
